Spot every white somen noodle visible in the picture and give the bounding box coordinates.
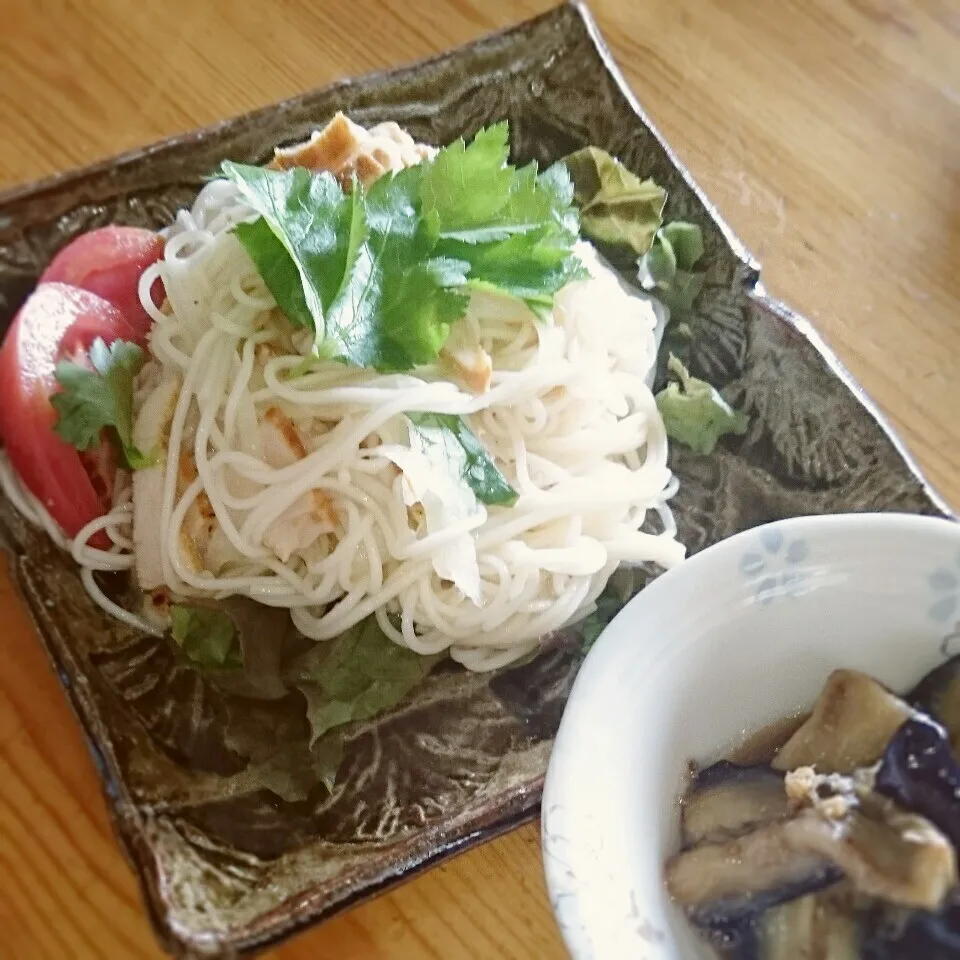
[0,169,685,671]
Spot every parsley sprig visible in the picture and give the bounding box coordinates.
[51,338,153,468]
[222,122,584,371]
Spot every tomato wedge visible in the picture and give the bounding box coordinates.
[39,226,164,343]
[0,283,131,541]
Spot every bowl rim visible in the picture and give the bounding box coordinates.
[542,510,960,959]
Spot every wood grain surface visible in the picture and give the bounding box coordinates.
[1,0,958,957]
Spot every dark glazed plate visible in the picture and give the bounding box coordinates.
[0,2,952,956]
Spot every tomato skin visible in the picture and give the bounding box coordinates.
[39,226,164,343]
[0,283,130,542]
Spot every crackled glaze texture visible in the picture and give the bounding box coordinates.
[0,3,950,956]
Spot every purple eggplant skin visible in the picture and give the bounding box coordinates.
[682,761,789,848]
[908,655,960,745]
[862,897,960,960]
[874,714,960,851]
[706,921,759,960]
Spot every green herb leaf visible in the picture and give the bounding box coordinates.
[423,132,585,318]
[407,412,517,506]
[224,123,583,372]
[655,354,748,455]
[423,126,579,246]
[170,604,242,669]
[232,216,314,330]
[225,161,470,370]
[51,337,153,469]
[420,123,518,240]
[328,165,471,370]
[563,146,666,255]
[224,162,365,333]
[289,616,443,746]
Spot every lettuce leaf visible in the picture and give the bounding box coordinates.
[288,616,444,747]
[655,354,749,455]
[563,146,666,255]
[637,221,706,317]
[229,738,345,801]
[170,604,242,669]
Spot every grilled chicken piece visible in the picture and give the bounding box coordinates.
[259,406,338,561]
[267,112,434,188]
[440,316,493,393]
[176,454,217,573]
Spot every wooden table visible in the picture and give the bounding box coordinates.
[1,0,958,956]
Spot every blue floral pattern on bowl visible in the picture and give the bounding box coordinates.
[740,526,809,605]
[928,551,960,623]
[928,550,960,656]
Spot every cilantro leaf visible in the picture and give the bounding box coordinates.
[225,162,469,370]
[288,616,443,746]
[51,337,152,469]
[655,354,749,455]
[232,216,314,330]
[422,126,579,245]
[407,412,517,506]
[420,123,518,239]
[563,146,666,255]
[428,137,586,317]
[170,604,242,669]
[451,229,587,321]
[223,122,583,372]
[324,165,471,370]
[224,162,366,336]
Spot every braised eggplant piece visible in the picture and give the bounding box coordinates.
[665,820,842,927]
[668,659,960,958]
[908,655,960,757]
[788,800,956,911]
[747,889,861,960]
[682,762,791,847]
[875,714,960,850]
[667,772,956,932]
[861,895,960,959]
[773,671,916,774]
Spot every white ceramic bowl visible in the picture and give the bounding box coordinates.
[542,513,960,960]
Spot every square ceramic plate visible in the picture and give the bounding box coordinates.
[0,2,951,956]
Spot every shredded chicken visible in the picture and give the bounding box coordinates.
[177,454,216,573]
[268,112,435,189]
[440,316,493,393]
[259,406,338,561]
[785,766,863,821]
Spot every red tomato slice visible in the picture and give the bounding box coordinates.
[40,226,164,343]
[0,283,130,542]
